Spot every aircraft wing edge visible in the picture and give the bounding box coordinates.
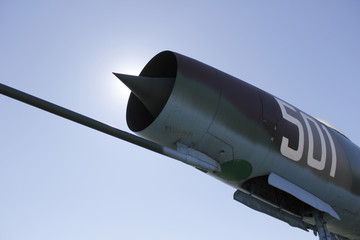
[268,173,340,220]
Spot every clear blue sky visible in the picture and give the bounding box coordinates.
[0,1,359,239]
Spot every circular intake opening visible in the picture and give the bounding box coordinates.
[126,51,177,132]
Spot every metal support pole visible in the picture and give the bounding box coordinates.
[0,83,221,172]
[313,211,338,240]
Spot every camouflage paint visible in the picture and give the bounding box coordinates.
[216,159,252,181]
[124,51,360,239]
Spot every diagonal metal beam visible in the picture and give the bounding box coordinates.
[0,83,221,172]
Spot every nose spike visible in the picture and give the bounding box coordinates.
[113,72,175,117]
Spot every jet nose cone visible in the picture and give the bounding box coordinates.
[113,72,175,117]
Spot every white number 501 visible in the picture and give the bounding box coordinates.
[275,98,337,177]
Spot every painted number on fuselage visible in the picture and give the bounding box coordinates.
[275,98,337,177]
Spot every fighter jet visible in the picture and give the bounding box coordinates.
[1,51,359,240]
